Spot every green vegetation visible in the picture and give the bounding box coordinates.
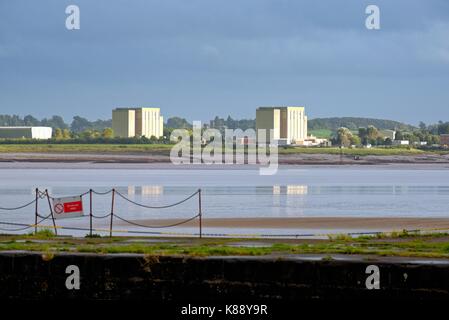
[309,129,333,139]
[1,143,448,156]
[0,114,111,132]
[1,232,449,258]
[333,127,361,147]
[209,115,255,132]
[0,143,173,154]
[278,146,433,155]
[166,117,191,129]
[308,117,415,132]
[30,229,56,238]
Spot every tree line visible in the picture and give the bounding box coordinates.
[1,113,449,146]
[0,114,111,133]
[333,124,443,147]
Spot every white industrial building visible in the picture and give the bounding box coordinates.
[0,127,53,139]
[112,107,164,138]
[256,106,308,145]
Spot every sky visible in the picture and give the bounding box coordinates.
[0,0,448,125]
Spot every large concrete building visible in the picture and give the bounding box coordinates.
[256,106,308,144]
[112,107,163,138]
[0,127,52,139]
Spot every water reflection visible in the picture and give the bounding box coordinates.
[287,185,308,195]
[1,184,449,220]
[127,186,163,196]
[273,185,308,195]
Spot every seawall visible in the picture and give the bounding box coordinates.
[1,252,449,300]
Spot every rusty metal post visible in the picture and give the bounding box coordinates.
[45,189,58,236]
[198,189,202,239]
[89,189,93,237]
[109,189,115,237]
[34,188,39,234]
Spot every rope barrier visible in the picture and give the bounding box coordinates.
[115,189,199,209]
[2,188,449,240]
[0,189,198,212]
[0,188,203,237]
[91,213,112,219]
[92,189,114,196]
[114,214,200,229]
[0,215,57,232]
[0,224,35,232]
[0,187,198,237]
[36,213,53,222]
[0,199,36,211]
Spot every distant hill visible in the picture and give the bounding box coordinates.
[308,117,416,132]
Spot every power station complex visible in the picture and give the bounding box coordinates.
[0,106,311,144]
[113,106,308,143]
[256,106,308,144]
[112,107,164,138]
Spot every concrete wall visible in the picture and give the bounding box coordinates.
[256,108,280,141]
[136,108,163,138]
[112,109,135,138]
[1,252,449,301]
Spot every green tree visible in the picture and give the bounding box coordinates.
[350,135,361,146]
[149,135,158,142]
[71,116,92,133]
[419,121,427,131]
[358,127,367,144]
[80,129,97,139]
[366,125,380,143]
[102,128,114,139]
[41,116,68,130]
[375,136,385,146]
[438,122,449,134]
[335,127,353,147]
[54,128,63,139]
[166,117,191,129]
[23,115,40,126]
[62,129,71,139]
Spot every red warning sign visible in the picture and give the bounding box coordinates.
[63,201,83,213]
[52,196,84,219]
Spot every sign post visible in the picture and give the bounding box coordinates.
[34,188,38,234]
[45,189,58,235]
[198,189,202,239]
[89,189,93,237]
[109,189,115,238]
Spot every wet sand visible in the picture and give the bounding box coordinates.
[124,217,449,231]
[1,152,449,166]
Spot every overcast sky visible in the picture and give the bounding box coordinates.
[0,0,448,125]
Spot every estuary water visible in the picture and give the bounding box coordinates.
[0,164,448,236]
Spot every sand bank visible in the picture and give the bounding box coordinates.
[122,217,449,231]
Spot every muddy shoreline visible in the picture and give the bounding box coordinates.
[1,152,449,165]
[121,217,449,231]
